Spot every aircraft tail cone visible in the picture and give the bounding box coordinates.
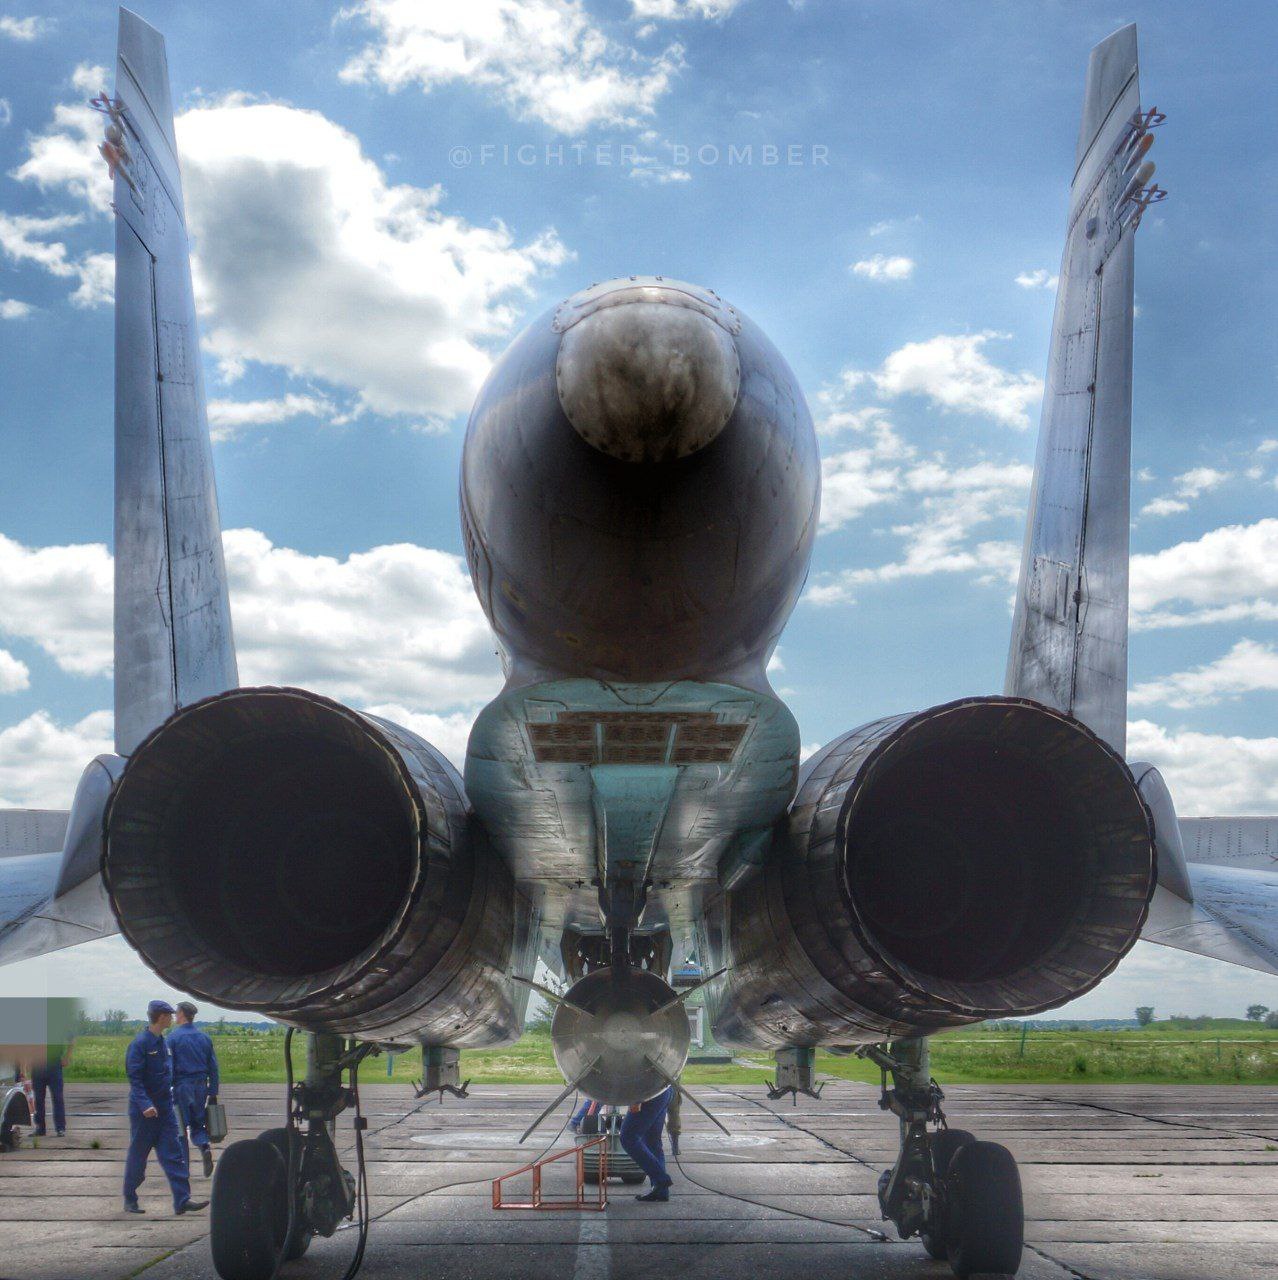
[555,293,741,463]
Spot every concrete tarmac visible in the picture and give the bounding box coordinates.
[0,1082,1273,1280]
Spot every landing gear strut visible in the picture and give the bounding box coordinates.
[860,1037,1023,1278]
[210,1031,373,1280]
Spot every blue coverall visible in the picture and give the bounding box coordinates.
[31,1059,66,1134]
[619,1086,673,1190]
[123,1029,192,1211]
[168,1021,220,1155]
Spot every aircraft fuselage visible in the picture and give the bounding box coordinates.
[459,278,820,952]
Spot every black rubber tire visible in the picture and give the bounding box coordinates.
[620,1172,646,1185]
[945,1140,1024,1278]
[0,1122,17,1154]
[920,1129,976,1260]
[210,1139,286,1280]
[258,1128,313,1260]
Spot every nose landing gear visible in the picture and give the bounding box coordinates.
[861,1038,1024,1278]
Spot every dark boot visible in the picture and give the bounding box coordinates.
[635,1185,670,1202]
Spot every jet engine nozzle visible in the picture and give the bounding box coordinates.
[102,686,529,1045]
[551,968,690,1105]
[555,281,741,463]
[711,697,1157,1046]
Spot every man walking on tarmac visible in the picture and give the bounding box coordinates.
[122,1000,207,1216]
[169,1001,220,1178]
[620,1084,675,1202]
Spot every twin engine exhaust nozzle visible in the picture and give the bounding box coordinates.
[711,696,1158,1048]
[101,686,531,1048]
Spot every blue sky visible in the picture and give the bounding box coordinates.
[0,0,1276,1022]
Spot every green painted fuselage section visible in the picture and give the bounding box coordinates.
[464,678,800,943]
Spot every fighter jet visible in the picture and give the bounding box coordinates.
[0,12,1265,1279]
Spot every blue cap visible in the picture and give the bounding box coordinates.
[147,999,176,1020]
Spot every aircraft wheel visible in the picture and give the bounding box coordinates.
[0,1121,18,1153]
[621,1172,646,1185]
[210,1138,287,1280]
[919,1128,974,1260]
[258,1128,313,1259]
[945,1141,1024,1278]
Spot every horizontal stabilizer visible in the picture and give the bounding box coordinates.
[1143,866,1278,978]
[0,852,60,930]
[112,7,238,755]
[0,810,69,858]
[0,873,117,966]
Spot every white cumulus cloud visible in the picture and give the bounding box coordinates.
[207,394,337,442]
[1130,518,1278,630]
[10,89,569,419]
[0,710,112,808]
[0,533,114,677]
[0,529,502,713]
[811,457,1031,601]
[851,253,914,282]
[340,0,683,133]
[1014,268,1057,290]
[1139,466,1229,519]
[843,332,1042,430]
[0,15,49,40]
[631,0,741,15]
[0,297,32,319]
[1127,719,1278,816]
[178,100,568,420]
[0,648,29,694]
[1130,639,1278,711]
[0,211,111,307]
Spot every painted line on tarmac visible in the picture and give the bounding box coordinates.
[572,1212,610,1280]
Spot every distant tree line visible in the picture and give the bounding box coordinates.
[74,1009,283,1036]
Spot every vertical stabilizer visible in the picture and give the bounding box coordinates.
[1005,25,1158,755]
[110,8,237,755]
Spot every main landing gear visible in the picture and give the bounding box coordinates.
[210,1032,373,1280]
[860,1038,1023,1278]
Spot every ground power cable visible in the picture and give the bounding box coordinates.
[337,1090,581,1229]
[672,1085,890,1242]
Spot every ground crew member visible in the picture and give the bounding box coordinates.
[620,1084,674,1202]
[122,1000,207,1216]
[31,1038,71,1137]
[169,1001,220,1178]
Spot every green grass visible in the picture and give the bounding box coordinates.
[64,1023,1278,1086]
